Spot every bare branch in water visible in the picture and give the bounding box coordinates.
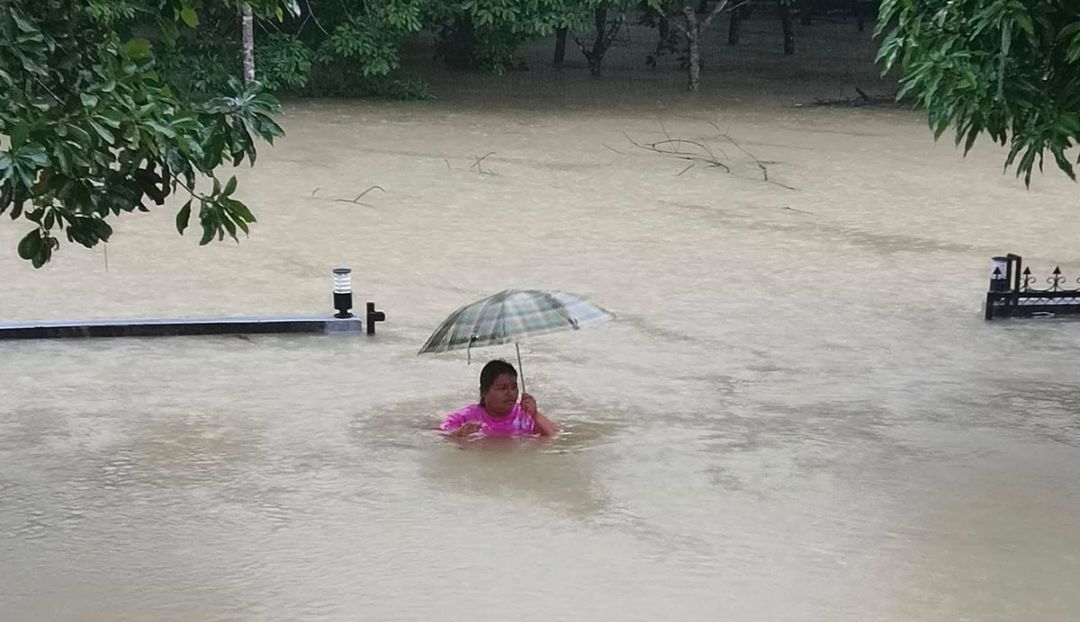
[624,119,796,189]
[802,88,900,108]
[470,152,497,176]
[471,152,495,166]
[354,185,385,200]
[707,120,796,190]
[334,185,385,206]
[624,131,731,173]
[658,117,672,142]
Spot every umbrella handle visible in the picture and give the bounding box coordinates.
[515,342,526,396]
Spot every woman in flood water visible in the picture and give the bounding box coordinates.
[439,359,559,438]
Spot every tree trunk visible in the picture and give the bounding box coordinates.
[589,8,608,76]
[659,14,670,44]
[241,3,255,83]
[685,8,701,91]
[553,28,568,67]
[728,8,740,45]
[780,2,795,55]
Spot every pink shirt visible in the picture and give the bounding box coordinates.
[439,403,537,437]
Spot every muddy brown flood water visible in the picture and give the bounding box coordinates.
[2,17,1079,622]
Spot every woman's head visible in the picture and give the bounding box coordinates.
[479,359,518,417]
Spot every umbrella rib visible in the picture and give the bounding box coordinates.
[419,301,472,353]
[473,290,507,348]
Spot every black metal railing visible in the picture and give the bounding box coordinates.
[985,254,1080,320]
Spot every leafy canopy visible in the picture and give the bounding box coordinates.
[0,0,293,267]
[877,0,1080,185]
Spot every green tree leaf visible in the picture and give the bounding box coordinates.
[17,229,42,261]
[180,7,199,28]
[176,200,192,234]
[123,38,152,60]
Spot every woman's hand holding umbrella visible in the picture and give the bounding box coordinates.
[521,393,559,436]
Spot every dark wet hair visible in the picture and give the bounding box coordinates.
[479,359,517,406]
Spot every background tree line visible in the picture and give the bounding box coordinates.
[2,0,1076,266]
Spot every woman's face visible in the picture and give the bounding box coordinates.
[482,373,519,417]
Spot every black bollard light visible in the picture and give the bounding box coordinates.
[333,268,354,318]
[366,302,385,335]
[989,256,1009,292]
